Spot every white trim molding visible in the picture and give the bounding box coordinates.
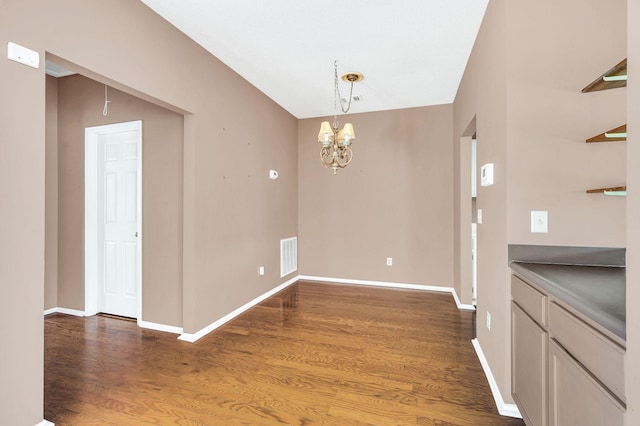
[450,290,476,311]
[138,320,183,335]
[36,419,55,426]
[178,276,300,342]
[298,275,476,312]
[471,338,522,418]
[43,307,85,317]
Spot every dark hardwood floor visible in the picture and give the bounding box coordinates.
[45,281,525,425]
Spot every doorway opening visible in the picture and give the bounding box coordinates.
[457,116,476,310]
[471,135,478,306]
[85,120,142,320]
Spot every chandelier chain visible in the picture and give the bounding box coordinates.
[334,60,354,118]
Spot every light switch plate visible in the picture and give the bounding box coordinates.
[531,211,548,233]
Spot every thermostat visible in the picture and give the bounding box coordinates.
[480,163,494,187]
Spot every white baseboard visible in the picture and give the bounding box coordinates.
[138,320,183,335]
[45,307,183,335]
[36,419,54,426]
[450,290,477,311]
[298,275,476,312]
[178,275,300,343]
[471,338,522,418]
[44,307,85,317]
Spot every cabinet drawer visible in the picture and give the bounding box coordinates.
[549,340,624,426]
[549,302,625,402]
[512,274,547,327]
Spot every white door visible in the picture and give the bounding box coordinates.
[85,121,141,319]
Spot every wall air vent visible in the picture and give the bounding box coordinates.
[280,237,297,277]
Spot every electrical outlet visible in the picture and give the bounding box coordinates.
[386,257,393,266]
[486,311,491,331]
[259,266,265,276]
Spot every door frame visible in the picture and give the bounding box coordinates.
[456,116,476,309]
[84,120,142,321]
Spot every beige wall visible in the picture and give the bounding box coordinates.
[506,0,626,246]
[0,23,46,426]
[1,0,298,423]
[298,105,454,287]
[453,0,627,408]
[54,74,184,326]
[45,75,59,310]
[626,0,639,422]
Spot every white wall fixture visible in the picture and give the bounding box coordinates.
[531,211,548,233]
[259,266,265,276]
[7,42,39,68]
[386,257,393,266]
[477,208,483,224]
[480,163,494,186]
[269,169,278,180]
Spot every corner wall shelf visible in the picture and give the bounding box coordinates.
[586,124,627,143]
[586,185,627,196]
[582,58,627,93]
[582,59,627,197]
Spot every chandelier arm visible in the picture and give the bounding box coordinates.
[320,145,334,168]
[336,147,353,167]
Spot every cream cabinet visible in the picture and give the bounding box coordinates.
[511,273,625,426]
[548,340,624,426]
[512,302,547,426]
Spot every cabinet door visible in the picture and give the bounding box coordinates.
[549,340,624,426]
[512,302,547,426]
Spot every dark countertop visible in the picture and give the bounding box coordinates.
[508,244,626,267]
[510,262,626,340]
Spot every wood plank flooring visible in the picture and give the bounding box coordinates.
[45,281,525,425]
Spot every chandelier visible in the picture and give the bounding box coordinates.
[317,60,363,174]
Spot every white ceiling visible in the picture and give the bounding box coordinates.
[139,0,488,119]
